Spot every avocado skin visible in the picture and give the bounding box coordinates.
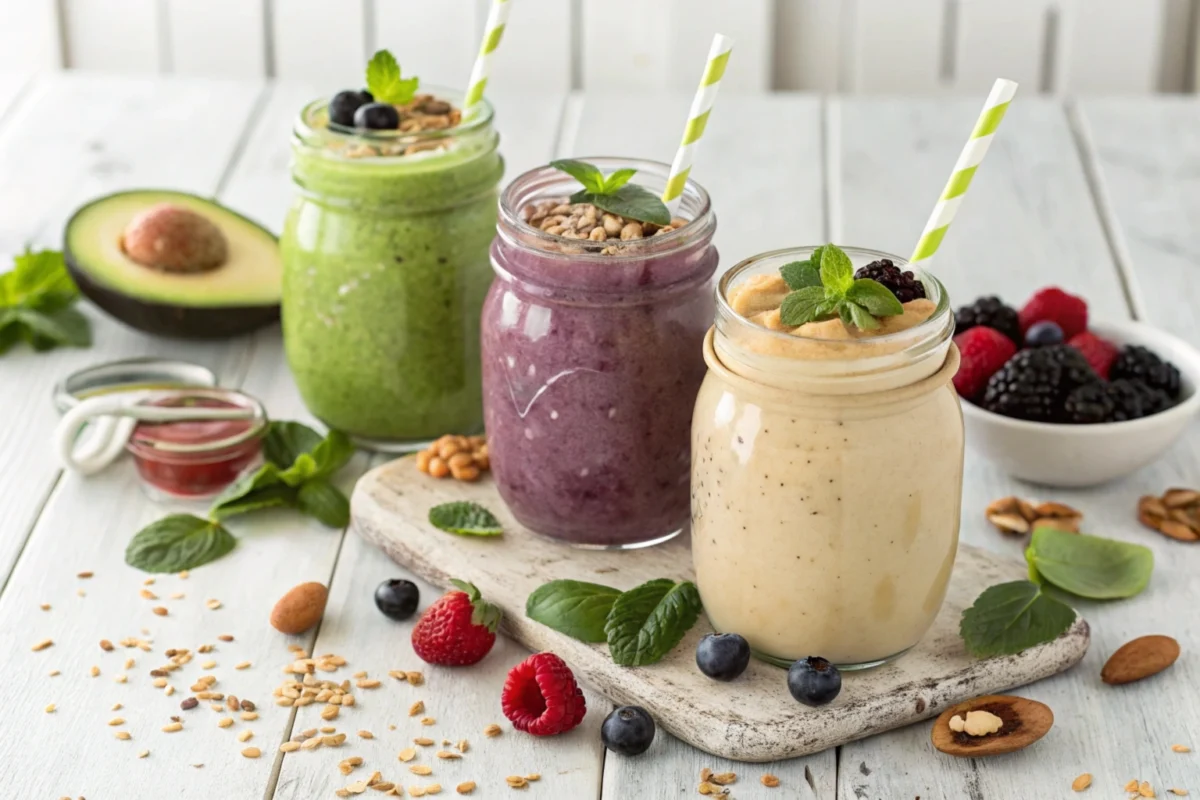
[65,249,279,339]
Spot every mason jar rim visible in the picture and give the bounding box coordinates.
[497,157,715,261]
[293,85,495,155]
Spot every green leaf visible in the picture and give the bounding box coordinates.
[308,429,355,479]
[450,578,502,632]
[809,246,826,269]
[10,306,92,347]
[428,501,503,537]
[605,579,703,666]
[780,260,821,291]
[296,479,350,528]
[526,580,621,643]
[364,49,419,105]
[572,183,672,226]
[208,463,292,520]
[550,159,607,194]
[0,312,20,354]
[779,286,828,326]
[601,167,638,194]
[0,249,77,309]
[845,301,880,330]
[274,426,353,485]
[818,244,855,293]
[125,514,237,574]
[279,453,317,487]
[846,278,904,317]
[1026,527,1154,600]
[959,580,1077,658]
[263,421,324,468]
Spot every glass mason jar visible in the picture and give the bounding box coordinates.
[483,158,718,548]
[281,89,504,451]
[691,246,963,669]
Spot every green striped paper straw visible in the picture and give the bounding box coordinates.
[463,0,513,115]
[909,78,1018,266]
[661,33,735,212]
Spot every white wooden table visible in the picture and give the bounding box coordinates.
[1,72,1197,799]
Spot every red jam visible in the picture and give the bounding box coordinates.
[127,393,266,500]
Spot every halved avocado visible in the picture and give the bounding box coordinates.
[64,189,280,339]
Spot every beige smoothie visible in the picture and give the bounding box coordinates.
[691,246,964,668]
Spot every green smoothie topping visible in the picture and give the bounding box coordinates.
[550,159,672,226]
[777,243,904,330]
[365,50,420,105]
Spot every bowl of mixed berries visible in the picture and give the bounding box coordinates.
[953,287,1200,486]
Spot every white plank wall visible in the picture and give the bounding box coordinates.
[4,0,1192,95]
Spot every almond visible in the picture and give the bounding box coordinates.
[1139,492,1200,542]
[270,582,328,635]
[931,695,1053,758]
[1101,635,1180,685]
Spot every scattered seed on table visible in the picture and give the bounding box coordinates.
[44,704,56,713]
[99,640,114,652]
[152,607,168,617]
[456,782,476,795]
[114,674,127,684]
[409,701,425,717]
[1167,789,1189,796]
[77,571,93,579]
[201,660,216,669]
[399,748,417,762]
[115,731,131,740]
[280,741,300,753]
[420,717,436,726]
[206,599,222,610]
[357,730,373,739]
[179,570,189,579]
[218,717,234,728]
[143,578,155,585]
[180,698,199,711]
[525,774,540,782]
[139,589,157,600]
[426,785,442,795]
[1071,773,1091,791]
[163,722,183,733]
[32,639,53,652]
[111,703,122,711]
[414,737,434,746]
[483,724,501,738]
[124,658,135,669]
[137,749,149,758]
[410,765,433,776]
[1173,744,1192,753]
[218,634,234,642]
[241,747,260,759]
[108,717,124,726]
[761,774,781,788]
[235,661,251,670]
[89,666,100,677]
[76,589,85,597]
[237,730,253,743]
[169,592,184,600]
[241,711,258,721]
[48,670,60,677]
[436,751,461,760]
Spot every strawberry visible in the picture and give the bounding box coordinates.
[953,326,1017,400]
[1019,287,1088,339]
[501,652,587,736]
[411,579,500,666]
[1068,331,1119,379]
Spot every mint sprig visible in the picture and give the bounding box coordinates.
[428,501,503,537]
[525,580,621,643]
[778,244,904,329]
[549,159,671,226]
[960,580,1077,658]
[125,514,237,574]
[0,249,91,356]
[365,49,419,105]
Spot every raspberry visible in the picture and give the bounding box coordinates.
[501,652,587,736]
[952,326,1017,400]
[411,580,500,666]
[1018,287,1088,339]
[1067,332,1119,380]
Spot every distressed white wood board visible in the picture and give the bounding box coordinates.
[351,459,1090,763]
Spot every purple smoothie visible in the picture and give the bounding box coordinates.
[482,159,718,548]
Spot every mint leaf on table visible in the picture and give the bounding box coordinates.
[0,249,91,356]
[125,514,236,573]
[550,159,672,226]
[780,260,821,290]
[263,421,324,468]
[526,580,622,643]
[297,479,351,528]
[365,49,419,105]
[1026,527,1153,600]
[959,579,1077,658]
[209,463,293,520]
[429,501,503,537]
[605,579,703,666]
[775,243,904,331]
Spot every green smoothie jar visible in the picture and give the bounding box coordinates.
[281,89,503,451]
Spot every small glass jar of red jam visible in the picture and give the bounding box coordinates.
[126,389,269,501]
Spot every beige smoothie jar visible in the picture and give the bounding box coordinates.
[691,246,964,669]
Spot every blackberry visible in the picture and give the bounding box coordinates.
[1110,345,1182,399]
[1063,379,1172,424]
[982,345,1099,423]
[854,259,926,303]
[1120,378,1172,416]
[955,296,1022,346]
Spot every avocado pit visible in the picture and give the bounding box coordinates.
[931,694,1053,757]
[121,203,229,274]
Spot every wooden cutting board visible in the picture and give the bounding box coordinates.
[351,458,1090,763]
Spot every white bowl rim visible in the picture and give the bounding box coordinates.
[960,319,1200,434]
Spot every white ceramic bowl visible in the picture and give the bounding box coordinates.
[961,320,1200,487]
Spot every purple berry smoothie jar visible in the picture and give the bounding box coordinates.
[482,158,718,549]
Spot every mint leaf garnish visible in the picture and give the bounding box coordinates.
[960,580,1077,658]
[605,579,703,666]
[365,49,419,105]
[1026,527,1153,600]
[428,501,503,537]
[209,463,292,520]
[780,260,821,290]
[550,159,672,226]
[297,479,350,528]
[263,421,324,468]
[125,514,236,573]
[779,286,827,326]
[0,248,91,356]
[774,243,904,331]
[526,580,621,643]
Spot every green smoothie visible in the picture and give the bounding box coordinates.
[281,95,503,447]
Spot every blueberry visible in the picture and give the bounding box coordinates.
[601,705,656,756]
[354,102,400,130]
[374,579,420,620]
[787,656,842,707]
[329,90,373,127]
[1025,320,1064,347]
[696,633,751,682]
